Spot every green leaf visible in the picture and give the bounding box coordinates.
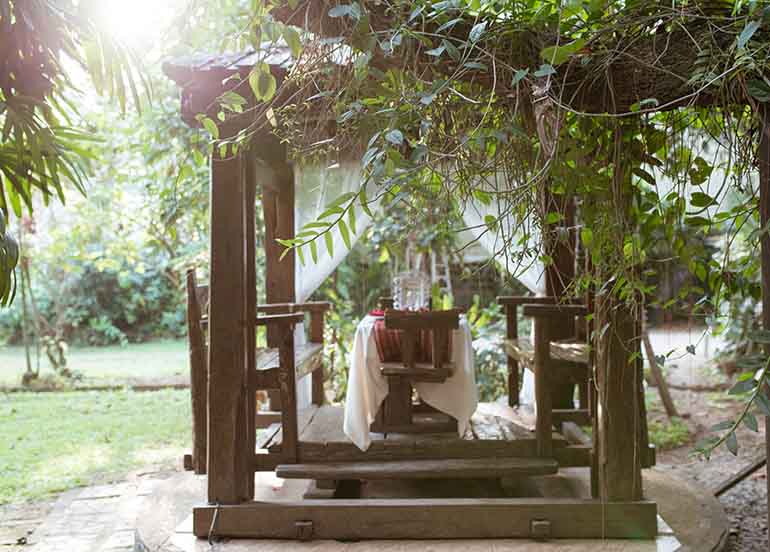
[511,68,529,86]
[747,79,770,102]
[756,394,770,417]
[309,239,318,263]
[360,188,373,218]
[744,412,759,432]
[738,20,761,49]
[283,27,303,58]
[729,378,757,395]
[484,214,497,231]
[339,219,351,249]
[539,39,586,66]
[348,206,357,234]
[200,117,219,139]
[725,431,738,456]
[297,244,306,266]
[426,45,446,57]
[533,63,557,77]
[324,231,334,257]
[580,228,593,247]
[249,64,277,102]
[328,4,360,19]
[385,129,403,145]
[468,21,487,43]
[710,420,733,431]
[691,192,716,208]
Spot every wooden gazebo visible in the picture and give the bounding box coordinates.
[163,47,659,542]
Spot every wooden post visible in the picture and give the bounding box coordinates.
[543,187,577,410]
[533,316,552,457]
[757,104,770,551]
[261,146,295,411]
[277,321,299,463]
[310,309,325,405]
[244,154,258,499]
[262,154,296,341]
[595,288,643,502]
[207,136,251,504]
[506,305,519,407]
[185,269,207,475]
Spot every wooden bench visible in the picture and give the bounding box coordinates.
[183,268,330,474]
[498,296,589,409]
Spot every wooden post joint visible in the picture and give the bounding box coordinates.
[295,520,314,541]
[530,519,551,540]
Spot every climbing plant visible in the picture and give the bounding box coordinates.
[181,0,770,460]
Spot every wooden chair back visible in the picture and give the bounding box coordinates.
[384,309,460,374]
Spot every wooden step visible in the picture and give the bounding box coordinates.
[276,457,558,481]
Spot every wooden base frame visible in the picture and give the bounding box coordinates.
[194,498,658,540]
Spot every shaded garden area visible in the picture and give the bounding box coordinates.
[4,0,770,549]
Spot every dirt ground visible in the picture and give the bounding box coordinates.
[653,387,768,551]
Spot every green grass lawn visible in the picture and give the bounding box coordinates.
[0,389,190,504]
[0,339,188,386]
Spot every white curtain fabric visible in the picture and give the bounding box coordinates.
[292,160,378,407]
[294,161,378,302]
[458,172,545,295]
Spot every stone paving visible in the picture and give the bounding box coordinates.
[22,472,169,552]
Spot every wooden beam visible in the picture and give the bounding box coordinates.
[194,498,658,540]
[261,152,296,345]
[276,457,558,480]
[206,137,251,504]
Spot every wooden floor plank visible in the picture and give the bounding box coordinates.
[266,405,570,464]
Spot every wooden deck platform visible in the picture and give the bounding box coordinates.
[255,405,591,470]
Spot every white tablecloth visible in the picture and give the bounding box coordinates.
[343,314,478,451]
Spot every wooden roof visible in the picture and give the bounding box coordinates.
[162,47,293,126]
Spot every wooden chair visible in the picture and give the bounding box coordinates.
[370,309,461,434]
[499,296,655,470]
[498,296,590,419]
[183,268,330,474]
